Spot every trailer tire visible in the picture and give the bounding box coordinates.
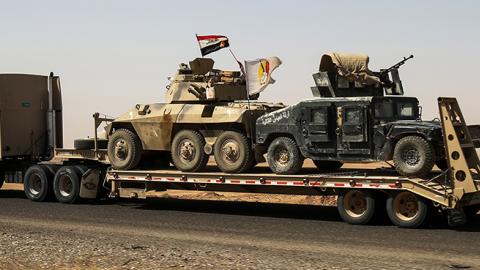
[214,131,253,173]
[108,129,143,170]
[386,191,429,228]
[313,160,343,171]
[267,137,304,174]
[74,138,108,150]
[24,165,54,202]
[337,190,376,225]
[464,205,480,221]
[53,166,82,204]
[393,136,435,178]
[171,130,208,172]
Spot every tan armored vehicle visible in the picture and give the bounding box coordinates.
[106,58,284,173]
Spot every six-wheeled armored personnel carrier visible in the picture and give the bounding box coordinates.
[256,53,446,177]
[106,58,284,173]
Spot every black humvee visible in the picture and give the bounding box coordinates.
[256,53,445,177]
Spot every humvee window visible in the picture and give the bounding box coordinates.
[311,109,327,124]
[398,103,414,117]
[374,101,394,118]
[338,77,350,89]
[345,108,361,123]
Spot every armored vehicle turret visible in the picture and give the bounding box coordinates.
[106,58,283,173]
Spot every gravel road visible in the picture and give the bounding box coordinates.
[1,188,480,270]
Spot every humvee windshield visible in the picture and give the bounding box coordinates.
[374,97,418,120]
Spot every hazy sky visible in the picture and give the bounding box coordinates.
[1,1,479,146]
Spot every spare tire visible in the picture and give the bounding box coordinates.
[74,138,108,150]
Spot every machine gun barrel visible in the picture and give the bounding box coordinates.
[380,55,414,75]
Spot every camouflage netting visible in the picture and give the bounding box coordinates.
[319,53,381,85]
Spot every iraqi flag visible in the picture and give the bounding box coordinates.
[196,35,230,56]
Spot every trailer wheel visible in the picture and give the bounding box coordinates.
[313,160,343,171]
[214,131,253,173]
[23,165,54,202]
[337,190,376,225]
[267,137,304,174]
[386,191,429,228]
[171,130,208,172]
[53,166,82,204]
[108,129,143,170]
[393,136,435,178]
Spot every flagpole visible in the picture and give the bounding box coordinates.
[195,34,203,57]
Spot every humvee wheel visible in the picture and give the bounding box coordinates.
[214,131,253,173]
[386,191,428,228]
[108,129,143,170]
[337,190,376,225]
[267,137,303,174]
[171,130,208,172]
[313,160,343,171]
[393,136,435,178]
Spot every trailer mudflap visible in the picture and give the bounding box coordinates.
[79,169,101,199]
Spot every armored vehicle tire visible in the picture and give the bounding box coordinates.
[24,165,55,202]
[267,137,304,175]
[53,166,82,204]
[313,160,343,171]
[386,191,429,228]
[171,130,208,172]
[337,190,376,225]
[393,136,435,178]
[74,138,108,150]
[214,131,253,173]
[108,129,143,170]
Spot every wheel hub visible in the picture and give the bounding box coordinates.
[402,148,420,166]
[58,174,73,197]
[274,148,290,166]
[28,174,42,196]
[114,139,129,160]
[394,192,419,220]
[344,191,367,217]
[221,140,240,163]
[179,139,196,161]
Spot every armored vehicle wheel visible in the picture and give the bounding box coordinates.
[393,136,435,177]
[74,138,108,150]
[267,137,304,174]
[313,160,343,171]
[386,191,429,228]
[53,166,82,204]
[337,190,376,225]
[23,165,55,202]
[108,129,143,170]
[171,130,208,172]
[214,131,253,173]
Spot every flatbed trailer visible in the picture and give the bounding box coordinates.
[17,97,476,229]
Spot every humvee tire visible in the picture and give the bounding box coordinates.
[74,138,108,150]
[313,160,343,171]
[267,137,304,174]
[214,131,253,173]
[108,129,143,170]
[171,130,208,172]
[337,190,376,225]
[24,165,55,202]
[393,136,435,177]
